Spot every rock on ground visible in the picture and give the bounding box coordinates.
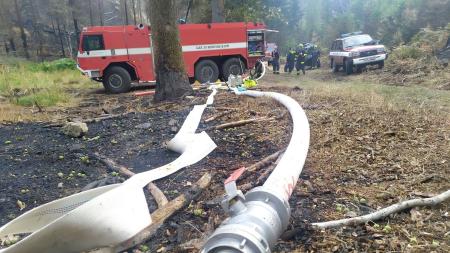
[61,122,88,137]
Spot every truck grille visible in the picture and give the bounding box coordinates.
[360,50,378,57]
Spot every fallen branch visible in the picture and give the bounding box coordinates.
[312,189,450,229]
[113,172,214,252]
[210,107,239,111]
[240,151,284,191]
[83,112,132,123]
[247,149,285,172]
[42,112,132,128]
[92,152,168,208]
[175,215,216,252]
[206,117,274,131]
[240,163,277,192]
[204,110,232,123]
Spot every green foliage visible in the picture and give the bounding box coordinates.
[28,58,77,72]
[196,0,450,51]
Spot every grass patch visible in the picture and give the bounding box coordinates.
[0,58,94,107]
[262,69,450,114]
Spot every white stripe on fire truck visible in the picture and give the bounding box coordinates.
[77,42,247,58]
[182,42,247,52]
[77,48,152,58]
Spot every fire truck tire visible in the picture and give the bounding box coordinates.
[103,66,132,93]
[222,58,244,79]
[195,59,219,83]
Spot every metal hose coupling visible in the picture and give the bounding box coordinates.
[201,184,290,253]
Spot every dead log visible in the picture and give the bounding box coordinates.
[113,172,214,252]
[311,189,450,229]
[92,152,168,207]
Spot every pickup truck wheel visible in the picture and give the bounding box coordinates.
[378,61,385,69]
[222,58,244,79]
[103,66,132,93]
[345,59,353,75]
[195,59,219,83]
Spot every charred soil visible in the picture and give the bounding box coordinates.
[0,73,449,252]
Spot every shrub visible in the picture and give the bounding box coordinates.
[391,46,425,60]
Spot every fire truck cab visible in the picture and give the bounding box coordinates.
[77,22,267,93]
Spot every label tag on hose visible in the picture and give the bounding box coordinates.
[222,167,246,215]
[224,167,246,185]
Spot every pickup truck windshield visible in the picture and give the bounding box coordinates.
[343,35,373,49]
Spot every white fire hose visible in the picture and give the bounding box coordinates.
[0,88,218,253]
[202,89,310,253]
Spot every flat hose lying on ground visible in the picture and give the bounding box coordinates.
[202,89,310,253]
[0,88,218,253]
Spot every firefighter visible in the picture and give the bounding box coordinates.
[311,44,321,69]
[295,44,306,75]
[271,47,280,74]
[284,48,296,73]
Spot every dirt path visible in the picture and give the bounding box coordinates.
[0,69,449,252]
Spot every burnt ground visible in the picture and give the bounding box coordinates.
[0,71,449,252]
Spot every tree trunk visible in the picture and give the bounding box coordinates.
[123,0,129,25]
[149,0,193,102]
[13,0,30,59]
[64,24,73,58]
[132,0,137,25]
[137,0,142,24]
[88,0,94,26]
[4,42,9,55]
[185,0,193,22]
[56,19,66,57]
[211,0,225,23]
[68,0,79,57]
[28,0,44,61]
[8,38,16,55]
[98,0,104,26]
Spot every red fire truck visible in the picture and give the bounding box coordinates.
[77,22,268,93]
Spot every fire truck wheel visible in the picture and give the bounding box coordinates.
[195,59,219,83]
[103,66,132,93]
[222,58,244,79]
